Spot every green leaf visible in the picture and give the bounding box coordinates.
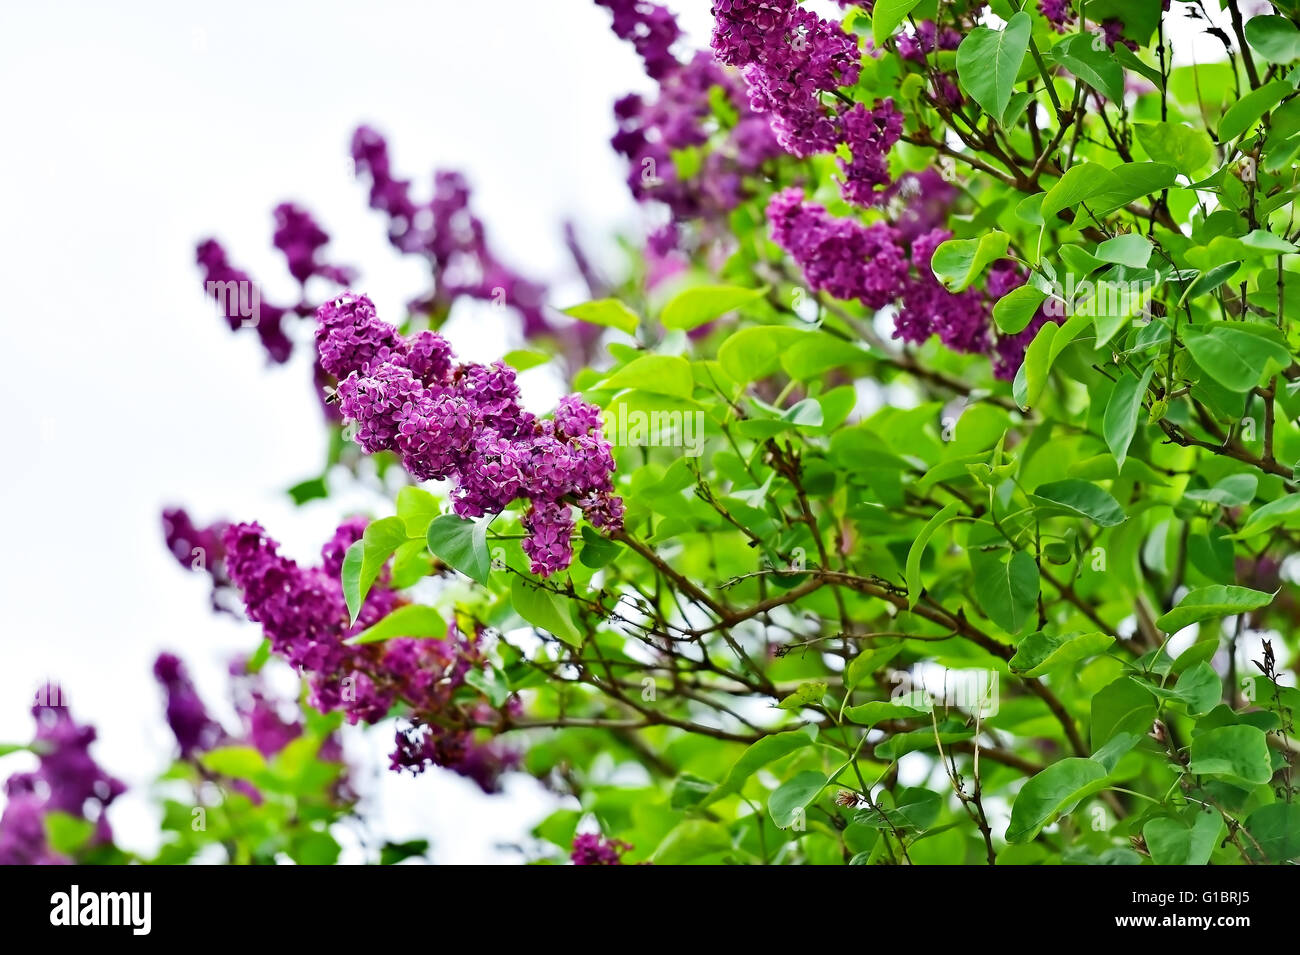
[1041,163,1123,222]
[293,830,342,866]
[972,548,1039,634]
[1185,472,1257,507]
[1180,262,1242,304]
[396,486,441,537]
[1031,479,1127,526]
[348,604,447,645]
[510,575,583,646]
[502,349,551,372]
[562,298,639,335]
[1089,162,1178,214]
[844,699,927,726]
[464,667,512,708]
[1219,80,1291,142]
[1245,15,1300,65]
[1006,758,1109,843]
[775,681,827,710]
[993,284,1048,334]
[1240,229,1299,254]
[425,514,490,585]
[390,538,432,589]
[769,770,829,829]
[1091,732,1141,773]
[1155,585,1274,633]
[956,12,1031,122]
[1103,364,1154,469]
[872,0,923,46]
[342,516,408,626]
[930,232,1009,291]
[598,354,695,399]
[1233,493,1300,538]
[905,501,961,608]
[652,819,731,864]
[718,326,806,383]
[856,789,942,830]
[704,728,817,806]
[670,773,718,811]
[1182,321,1291,393]
[341,540,364,627]
[1245,802,1300,862]
[200,745,268,780]
[44,811,97,855]
[287,476,328,505]
[1091,676,1156,749]
[1134,122,1214,176]
[780,333,871,380]
[578,525,621,569]
[846,643,904,689]
[1187,724,1273,784]
[1095,233,1152,268]
[1051,33,1125,103]
[660,284,767,331]
[1113,44,1163,86]
[379,839,430,865]
[1142,810,1224,865]
[1168,661,1222,716]
[1009,630,1114,678]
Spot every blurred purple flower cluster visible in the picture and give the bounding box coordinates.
[602,1,783,253]
[196,203,356,365]
[0,701,124,865]
[571,831,632,865]
[220,517,517,791]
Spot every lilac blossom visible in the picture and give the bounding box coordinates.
[0,700,124,864]
[571,832,632,865]
[221,520,518,791]
[317,293,623,575]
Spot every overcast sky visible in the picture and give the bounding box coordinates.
[0,1,1242,863]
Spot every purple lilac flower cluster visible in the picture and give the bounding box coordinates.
[1038,0,1076,32]
[316,293,624,575]
[349,127,554,336]
[711,0,862,157]
[0,700,124,865]
[221,518,517,790]
[767,188,908,309]
[597,0,683,80]
[602,2,782,253]
[839,100,904,207]
[571,832,633,865]
[886,169,959,243]
[768,188,1039,379]
[896,20,962,63]
[196,203,355,364]
[162,507,238,614]
[153,653,225,758]
[196,239,294,363]
[153,651,355,804]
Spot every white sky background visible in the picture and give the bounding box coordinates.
[0,1,1239,864]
